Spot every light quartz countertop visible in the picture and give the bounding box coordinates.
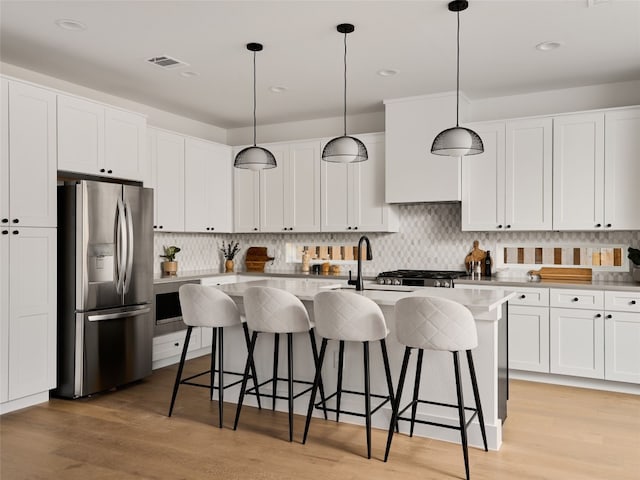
[213,278,516,321]
[154,268,640,292]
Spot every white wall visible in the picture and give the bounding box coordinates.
[469,80,640,122]
[0,62,227,143]
[226,110,384,146]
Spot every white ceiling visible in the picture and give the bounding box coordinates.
[1,0,639,129]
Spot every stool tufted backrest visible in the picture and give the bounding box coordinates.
[244,286,312,334]
[313,290,389,342]
[178,284,241,328]
[395,296,477,351]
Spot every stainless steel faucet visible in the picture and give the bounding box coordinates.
[347,235,373,291]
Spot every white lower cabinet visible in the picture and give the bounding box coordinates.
[1,227,56,406]
[604,290,640,383]
[152,328,202,364]
[509,305,550,373]
[550,307,605,379]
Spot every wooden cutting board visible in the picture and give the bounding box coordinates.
[529,267,592,281]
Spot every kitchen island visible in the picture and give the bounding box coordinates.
[212,278,515,450]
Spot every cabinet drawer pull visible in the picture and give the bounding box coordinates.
[497,225,503,229]
[1,218,7,223]
[505,224,511,229]
[1,230,7,235]
[100,168,106,173]
[12,218,18,223]
[174,342,179,347]
[631,300,637,305]
[595,313,602,318]
[606,314,613,319]
[107,169,113,174]
[12,230,18,235]
[519,294,526,299]
[595,223,601,227]
[606,223,612,228]
[572,297,579,302]
[253,227,258,231]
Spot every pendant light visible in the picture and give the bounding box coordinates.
[431,0,483,156]
[234,43,277,170]
[322,23,368,163]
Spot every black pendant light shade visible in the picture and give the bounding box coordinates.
[322,23,368,163]
[431,0,483,157]
[234,42,277,169]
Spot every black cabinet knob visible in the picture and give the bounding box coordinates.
[354,226,358,230]
[153,225,157,229]
[595,313,602,318]
[606,223,612,228]
[606,314,613,319]
[12,218,18,223]
[595,223,602,227]
[347,226,352,230]
[100,168,106,173]
[1,230,8,235]
[206,227,210,231]
[497,225,503,229]
[107,170,113,174]
[12,230,18,235]
[253,227,258,231]
[159,225,163,229]
[506,224,511,229]
[1,218,7,223]
[631,300,637,305]
[211,227,214,231]
[572,297,579,302]
[520,294,526,299]
[174,342,179,347]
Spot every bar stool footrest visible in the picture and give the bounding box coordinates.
[315,389,391,417]
[397,399,479,431]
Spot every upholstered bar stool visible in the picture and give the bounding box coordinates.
[233,286,326,442]
[303,290,396,459]
[384,296,488,480]
[168,284,262,427]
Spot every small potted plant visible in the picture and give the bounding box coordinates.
[629,247,640,282]
[220,241,240,273]
[160,245,181,276]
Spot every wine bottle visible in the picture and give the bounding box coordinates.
[484,250,492,277]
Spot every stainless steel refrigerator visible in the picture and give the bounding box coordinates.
[56,180,153,398]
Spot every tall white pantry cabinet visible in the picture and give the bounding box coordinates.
[0,78,57,413]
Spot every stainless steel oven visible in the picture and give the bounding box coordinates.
[153,280,199,336]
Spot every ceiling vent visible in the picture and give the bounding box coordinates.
[146,55,189,69]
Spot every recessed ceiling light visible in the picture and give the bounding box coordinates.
[55,18,86,31]
[179,71,199,78]
[536,41,562,51]
[269,86,287,93]
[377,69,399,77]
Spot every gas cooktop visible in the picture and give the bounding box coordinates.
[376,270,468,288]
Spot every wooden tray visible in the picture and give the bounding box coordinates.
[528,267,592,281]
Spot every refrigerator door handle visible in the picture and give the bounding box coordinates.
[115,197,127,294]
[88,306,151,322]
[123,199,135,294]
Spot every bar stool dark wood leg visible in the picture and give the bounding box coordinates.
[168,326,193,417]
[287,333,294,442]
[410,348,424,437]
[336,340,345,422]
[467,349,488,451]
[272,333,280,410]
[234,331,258,430]
[363,341,372,459]
[242,323,262,410]
[217,328,224,428]
[303,338,328,444]
[384,346,411,461]
[210,328,217,403]
[308,329,328,420]
[453,351,470,480]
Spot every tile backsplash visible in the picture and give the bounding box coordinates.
[155,203,640,282]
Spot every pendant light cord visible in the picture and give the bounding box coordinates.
[343,31,348,136]
[253,50,257,146]
[456,10,460,127]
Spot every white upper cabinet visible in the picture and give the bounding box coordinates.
[462,118,551,231]
[104,107,146,182]
[603,107,640,230]
[462,122,505,231]
[58,94,147,182]
[384,93,465,203]
[148,128,185,232]
[553,107,640,231]
[1,79,57,228]
[234,141,321,233]
[184,138,232,233]
[321,133,399,232]
[553,112,605,230]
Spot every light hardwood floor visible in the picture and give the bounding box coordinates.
[1,356,639,480]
